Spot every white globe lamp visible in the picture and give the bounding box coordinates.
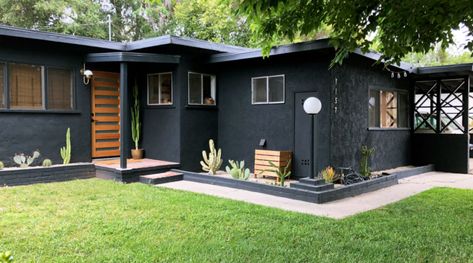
[303,97,322,115]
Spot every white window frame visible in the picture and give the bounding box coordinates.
[251,74,285,105]
[147,72,173,106]
[187,72,216,106]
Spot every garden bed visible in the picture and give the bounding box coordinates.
[0,163,95,187]
[173,164,434,203]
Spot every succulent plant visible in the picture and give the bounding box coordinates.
[200,139,222,175]
[225,160,250,180]
[0,161,4,170]
[42,159,53,167]
[13,150,40,168]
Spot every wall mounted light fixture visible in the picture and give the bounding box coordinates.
[80,64,93,85]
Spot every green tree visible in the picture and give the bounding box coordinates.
[236,0,473,65]
[167,0,254,47]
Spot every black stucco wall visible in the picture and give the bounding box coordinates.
[179,57,218,171]
[330,55,411,171]
[132,63,181,163]
[0,45,90,166]
[216,51,333,176]
[215,51,411,176]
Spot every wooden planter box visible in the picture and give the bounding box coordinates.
[254,150,292,180]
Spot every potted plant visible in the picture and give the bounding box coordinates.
[131,82,144,159]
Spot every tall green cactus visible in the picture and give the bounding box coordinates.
[60,128,71,164]
[200,139,222,175]
[131,82,141,150]
[360,145,375,178]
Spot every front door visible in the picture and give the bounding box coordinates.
[294,92,318,179]
[91,71,121,158]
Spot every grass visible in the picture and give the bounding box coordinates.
[1,179,473,262]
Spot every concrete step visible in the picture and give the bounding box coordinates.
[139,171,183,185]
[298,177,326,186]
[290,181,334,192]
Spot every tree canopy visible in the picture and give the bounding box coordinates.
[236,0,473,66]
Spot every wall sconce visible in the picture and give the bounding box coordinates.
[80,64,93,85]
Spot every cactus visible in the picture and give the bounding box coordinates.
[225,160,250,180]
[360,145,375,178]
[131,82,141,150]
[0,161,4,170]
[42,159,53,167]
[13,150,40,168]
[200,139,222,175]
[60,128,71,164]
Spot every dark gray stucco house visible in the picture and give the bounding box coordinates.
[0,24,472,177]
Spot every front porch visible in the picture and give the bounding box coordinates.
[85,52,181,170]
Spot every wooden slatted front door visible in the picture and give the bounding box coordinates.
[91,71,121,158]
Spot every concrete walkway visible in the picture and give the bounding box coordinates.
[158,172,473,219]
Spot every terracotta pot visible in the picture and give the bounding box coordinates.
[131,149,144,159]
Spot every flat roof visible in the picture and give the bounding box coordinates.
[415,63,473,75]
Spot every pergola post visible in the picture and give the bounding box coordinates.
[119,62,128,169]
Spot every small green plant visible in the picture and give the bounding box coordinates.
[42,159,52,167]
[13,151,40,168]
[320,166,338,183]
[260,159,292,186]
[131,82,141,150]
[0,161,4,170]
[0,251,13,263]
[60,128,71,164]
[225,160,250,180]
[360,145,375,178]
[200,139,222,175]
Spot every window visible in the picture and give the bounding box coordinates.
[48,68,73,110]
[251,75,285,104]
[369,88,408,128]
[188,72,216,105]
[9,63,44,110]
[147,72,173,105]
[0,62,73,111]
[0,63,4,108]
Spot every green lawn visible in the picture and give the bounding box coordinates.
[1,179,473,262]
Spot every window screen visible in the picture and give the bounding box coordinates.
[251,75,285,104]
[47,68,72,110]
[9,63,43,109]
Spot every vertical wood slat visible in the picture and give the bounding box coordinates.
[91,71,120,158]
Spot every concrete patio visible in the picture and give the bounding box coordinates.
[158,172,473,219]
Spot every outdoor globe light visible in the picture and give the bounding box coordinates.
[303,97,322,115]
[303,96,322,179]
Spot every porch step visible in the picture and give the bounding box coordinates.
[139,171,183,185]
[291,181,334,192]
[298,177,326,186]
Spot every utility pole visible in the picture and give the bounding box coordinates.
[108,14,112,41]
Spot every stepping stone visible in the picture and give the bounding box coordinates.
[139,171,183,185]
[298,177,326,186]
